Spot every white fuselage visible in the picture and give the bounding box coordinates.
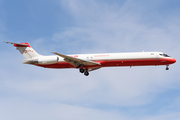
[5,41,176,76]
[32,52,176,69]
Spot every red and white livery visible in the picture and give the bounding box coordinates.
[5,42,176,76]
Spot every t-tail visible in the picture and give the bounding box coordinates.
[4,41,59,65]
[4,41,41,59]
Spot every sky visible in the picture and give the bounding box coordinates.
[0,0,180,120]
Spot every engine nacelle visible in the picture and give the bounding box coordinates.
[38,56,59,64]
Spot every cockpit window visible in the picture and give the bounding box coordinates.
[159,53,170,57]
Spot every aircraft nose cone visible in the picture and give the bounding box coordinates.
[169,58,176,64]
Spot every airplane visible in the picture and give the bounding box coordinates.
[4,41,176,76]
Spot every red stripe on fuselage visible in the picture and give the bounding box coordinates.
[34,58,176,69]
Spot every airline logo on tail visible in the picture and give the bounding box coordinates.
[23,50,27,54]
[22,50,34,54]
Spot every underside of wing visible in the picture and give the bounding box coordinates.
[88,67,101,72]
[52,52,101,68]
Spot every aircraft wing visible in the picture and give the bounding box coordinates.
[52,52,101,68]
[4,41,29,47]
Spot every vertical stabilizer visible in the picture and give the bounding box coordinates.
[5,42,41,59]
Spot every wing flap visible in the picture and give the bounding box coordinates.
[88,67,101,72]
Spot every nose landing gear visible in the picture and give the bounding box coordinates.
[166,65,169,70]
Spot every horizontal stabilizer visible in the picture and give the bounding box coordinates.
[4,41,40,59]
[4,41,30,47]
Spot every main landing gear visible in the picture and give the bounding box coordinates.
[79,68,85,73]
[166,65,169,70]
[79,67,89,76]
[84,70,89,76]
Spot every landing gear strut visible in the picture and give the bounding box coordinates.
[166,65,169,70]
[79,64,85,73]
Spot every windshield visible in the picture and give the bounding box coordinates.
[159,53,170,57]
